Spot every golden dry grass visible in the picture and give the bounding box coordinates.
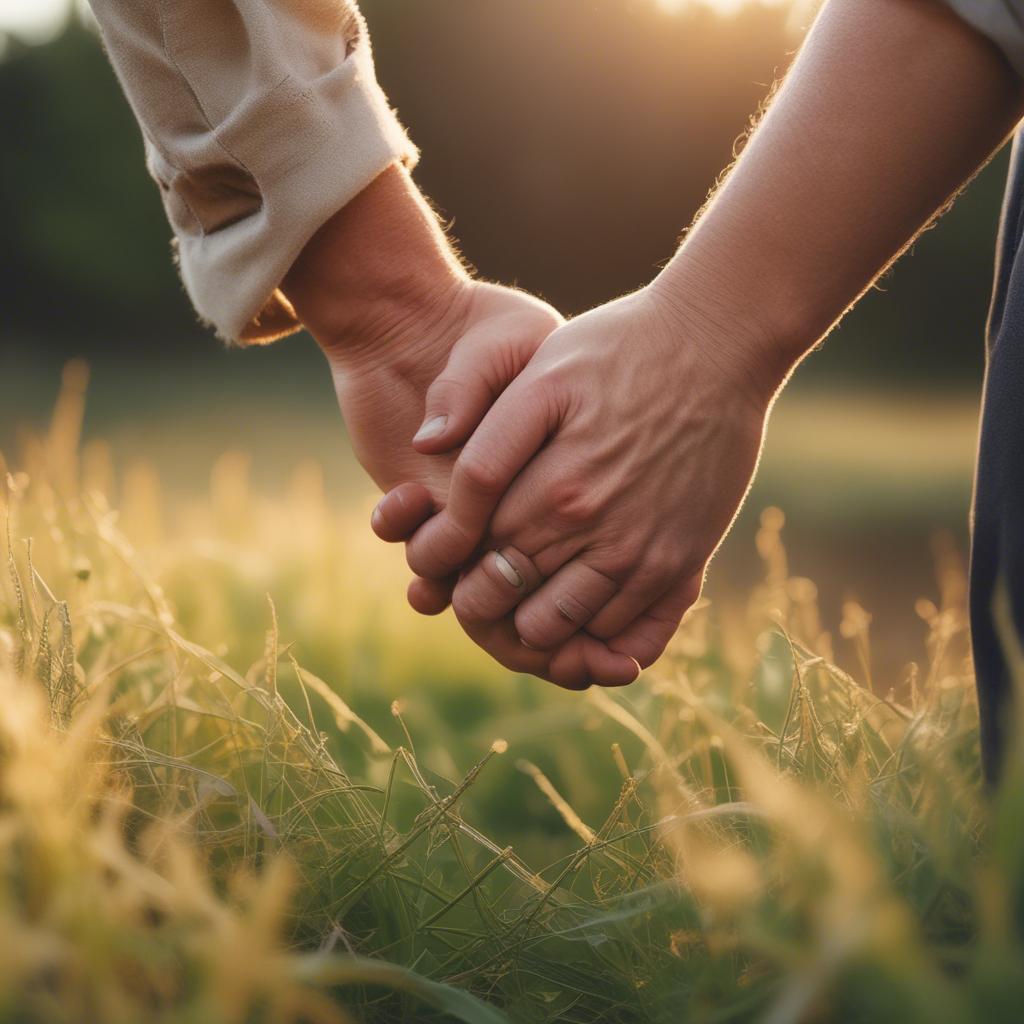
[0,363,1021,1023]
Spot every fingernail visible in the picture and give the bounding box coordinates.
[371,503,385,532]
[520,636,538,650]
[413,416,448,443]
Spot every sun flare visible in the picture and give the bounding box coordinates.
[1,0,815,41]
[656,0,813,18]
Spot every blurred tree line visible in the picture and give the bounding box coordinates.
[0,2,1008,389]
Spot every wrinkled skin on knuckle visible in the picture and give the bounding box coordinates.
[593,545,646,584]
[529,359,580,427]
[532,356,573,392]
[513,606,558,651]
[484,485,553,556]
[405,521,465,579]
[547,475,600,528]
[484,508,521,550]
[455,448,504,496]
[584,519,662,581]
[637,530,706,589]
[426,372,477,411]
[451,584,489,627]
[638,543,695,591]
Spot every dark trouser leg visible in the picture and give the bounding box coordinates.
[971,133,1024,785]
[972,329,1024,784]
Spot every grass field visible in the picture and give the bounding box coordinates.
[1,362,1022,1023]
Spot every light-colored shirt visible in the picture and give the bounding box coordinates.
[89,1,1024,346]
[944,1,1024,77]
[89,0,416,344]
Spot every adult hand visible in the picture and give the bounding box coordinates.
[281,164,643,687]
[281,166,555,499]
[374,279,784,671]
[319,275,559,499]
[372,0,1024,685]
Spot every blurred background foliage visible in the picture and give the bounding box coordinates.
[0,0,1008,682]
[0,2,1004,378]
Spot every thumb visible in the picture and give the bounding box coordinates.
[412,315,554,455]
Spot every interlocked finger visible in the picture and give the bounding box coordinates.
[371,482,435,543]
[606,575,703,669]
[451,546,544,625]
[514,560,620,651]
[404,374,559,581]
[458,615,641,690]
[585,567,676,640]
[407,575,456,616]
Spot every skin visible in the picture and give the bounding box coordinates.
[279,163,641,688]
[393,286,768,669]
[373,0,1024,677]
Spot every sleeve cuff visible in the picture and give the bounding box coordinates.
[942,0,1024,78]
[173,54,418,346]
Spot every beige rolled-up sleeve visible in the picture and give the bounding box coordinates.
[89,0,418,344]
[942,1,1024,77]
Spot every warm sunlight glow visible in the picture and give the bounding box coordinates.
[656,0,808,17]
[0,0,70,42]
[0,0,812,47]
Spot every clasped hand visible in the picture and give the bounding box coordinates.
[371,282,774,690]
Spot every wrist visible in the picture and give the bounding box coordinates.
[647,252,803,409]
[280,163,470,361]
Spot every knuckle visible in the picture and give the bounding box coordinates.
[456,449,503,495]
[536,360,572,394]
[630,565,666,592]
[635,561,677,593]
[649,537,685,569]
[514,608,556,650]
[407,520,475,579]
[452,586,487,625]
[488,507,521,546]
[595,549,641,582]
[406,536,451,579]
[548,477,597,526]
[426,375,461,403]
[640,541,701,586]
[432,363,494,405]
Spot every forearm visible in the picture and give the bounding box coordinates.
[280,163,469,360]
[654,0,1024,391]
